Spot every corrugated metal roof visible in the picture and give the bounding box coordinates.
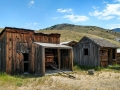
[34,42,72,49]
[85,36,118,48]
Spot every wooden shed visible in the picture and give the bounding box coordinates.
[73,36,118,67]
[0,27,73,76]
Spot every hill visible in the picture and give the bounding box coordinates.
[0,28,3,32]
[112,28,120,32]
[39,23,120,47]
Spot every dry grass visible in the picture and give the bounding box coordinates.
[0,70,120,90]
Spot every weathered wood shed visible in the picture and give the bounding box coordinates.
[0,27,73,76]
[73,36,118,67]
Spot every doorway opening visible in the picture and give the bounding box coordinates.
[45,49,58,71]
[23,53,29,73]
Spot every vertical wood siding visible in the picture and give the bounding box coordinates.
[0,28,60,75]
[60,49,72,70]
[73,37,100,67]
[33,44,45,76]
[0,33,6,73]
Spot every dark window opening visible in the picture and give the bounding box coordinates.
[112,49,116,59]
[23,53,29,73]
[23,53,28,61]
[84,48,88,55]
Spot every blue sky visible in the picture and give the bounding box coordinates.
[0,0,120,30]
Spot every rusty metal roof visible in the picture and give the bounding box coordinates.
[34,42,72,49]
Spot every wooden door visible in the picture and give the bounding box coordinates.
[100,49,108,67]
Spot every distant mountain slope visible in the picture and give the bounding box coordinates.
[39,30,120,47]
[39,23,120,47]
[40,23,108,32]
[39,23,120,39]
[112,28,120,32]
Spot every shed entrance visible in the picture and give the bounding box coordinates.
[45,49,58,71]
[45,48,72,74]
[23,53,29,73]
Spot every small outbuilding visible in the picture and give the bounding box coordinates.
[73,36,118,67]
[0,27,73,76]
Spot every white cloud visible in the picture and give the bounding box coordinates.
[56,8,89,22]
[89,4,120,20]
[52,17,59,19]
[57,8,73,13]
[114,0,120,2]
[92,6,99,10]
[107,24,120,29]
[24,22,40,29]
[28,0,34,8]
[63,14,89,22]
[33,22,40,25]
[103,1,108,4]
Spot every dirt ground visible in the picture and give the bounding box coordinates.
[0,71,120,90]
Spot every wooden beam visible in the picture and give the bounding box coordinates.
[109,49,112,64]
[57,49,60,69]
[42,47,45,76]
[70,49,73,71]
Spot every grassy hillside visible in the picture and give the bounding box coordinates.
[0,24,120,47]
[40,23,120,38]
[0,28,3,32]
[38,23,120,47]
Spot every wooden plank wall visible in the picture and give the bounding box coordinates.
[33,44,45,76]
[117,53,120,64]
[6,32,34,74]
[100,48,108,67]
[0,33,6,73]
[73,37,100,67]
[34,34,60,44]
[60,49,72,70]
[0,28,60,75]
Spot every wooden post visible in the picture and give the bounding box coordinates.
[42,47,45,76]
[110,49,112,64]
[58,49,60,69]
[115,49,117,62]
[70,49,73,71]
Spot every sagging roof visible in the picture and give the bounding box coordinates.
[84,36,118,48]
[34,42,72,49]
